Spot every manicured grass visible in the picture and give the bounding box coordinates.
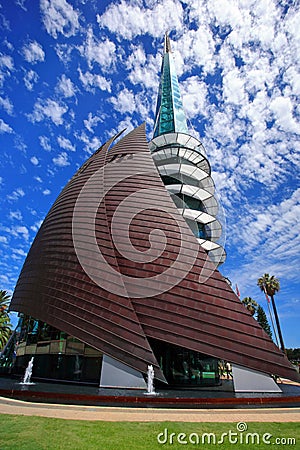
[0,415,298,449]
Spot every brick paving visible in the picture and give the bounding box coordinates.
[1,396,299,422]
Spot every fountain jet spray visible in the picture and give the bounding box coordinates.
[20,356,35,385]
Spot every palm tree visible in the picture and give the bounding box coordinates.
[0,290,12,350]
[0,315,12,350]
[0,290,10,314]
[257,273,285,352]
[242,297,258,316]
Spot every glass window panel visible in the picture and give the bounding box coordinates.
[36,342,50,354]
[84,346,102,357]
[149,141,157,152]
[176,133,191,146]
[178,148,188,159]
[184,150,194,160]
[25,344,37,354]
[66,339,85,354]
[16,345,25,356]
[164,148,173,158]
[186,136,200,149]
[50,340,66,354]
[164,133,177,144]
[153,135,167,147]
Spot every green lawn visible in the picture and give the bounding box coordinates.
[0,415,298,449]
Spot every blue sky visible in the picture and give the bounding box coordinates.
[0,0,299,348]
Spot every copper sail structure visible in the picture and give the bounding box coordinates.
[7,36,300,385]
[9,123,300,383]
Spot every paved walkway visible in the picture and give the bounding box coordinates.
[1,396,299,422]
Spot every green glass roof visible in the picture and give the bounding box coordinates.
[153,34,188,138]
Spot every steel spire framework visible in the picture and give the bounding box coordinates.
[153,33,188,137]
[151,33,226,265]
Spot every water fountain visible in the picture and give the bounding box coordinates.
[145,364,158,396]
[20,356,35,385]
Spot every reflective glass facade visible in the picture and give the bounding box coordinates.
[2,315,102,384]
[153,53,188,137]
[150,339,220,387]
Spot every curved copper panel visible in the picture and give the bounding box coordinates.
[11,124,299,383]
[11,126,165,381]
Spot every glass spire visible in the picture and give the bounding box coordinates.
[153,33,188,138]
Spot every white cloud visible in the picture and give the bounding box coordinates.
[0,118,13,134]
[76,131,102,155]
[126,44,160,90]
[11,225,29,241]
[31,220,43,232]
[39,135,51,151]
[40,0,80,38]
[97,0,184,40]
[0,96,13,114]
[30,156,39,165]
[12,248,27,257]
[52,151,70,167]
[175,27,216,75]
[28,98,68,125]
[0,274,9,285]
[284,67,300,97]
[24,69,38,90]
[181,76,208,119]
[222,69,248,105]
[7,188,25,201]
[34,176,43,183]
[22,41,45,64]
[0,54,13,70]
[57,135,75,151]
[42,189,51,195]
[16,0,27,11]
[0,236,8,244]
[241,190,299,248]
[56,74,76,97]
[78,68,111,93]
[14,136,27,153]
[9,210,22,220]
[109,88,136,114]
[54,43,74,64]
[227,188,300,293]
[77,27,116,70]
[83,112,101,133]
[270,96,300,134]
[117,116,135,134]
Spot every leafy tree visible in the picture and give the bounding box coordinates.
[257,273,285,352]
[0,315,12,350]
[0,290,12,350]
[256,305,272,339]
[0,290,10,314]
[241,294,273,341]
[286,348,300,361]
[242,296,258,316]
